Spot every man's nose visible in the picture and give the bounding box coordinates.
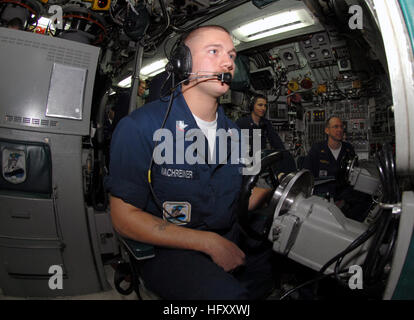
[221,55,234,70]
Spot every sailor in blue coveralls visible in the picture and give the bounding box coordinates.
[236,94,296,175]
[105,25,274,299]
[303,116,371,221]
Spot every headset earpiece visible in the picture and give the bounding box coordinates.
[167,39,192,82]
[167,26,230,84]
[249,96,256,112]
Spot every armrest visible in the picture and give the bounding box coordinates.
[120,237,155,261]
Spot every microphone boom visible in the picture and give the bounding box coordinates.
[186,72,232,84]
[217,72,232,84]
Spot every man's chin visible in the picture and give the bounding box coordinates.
[190,79,231,97]
[211,81,230,93]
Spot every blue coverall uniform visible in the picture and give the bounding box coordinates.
[303,141,371,221]
[105,90,274,299]
[236,115,296,174]
[303,141,355,184]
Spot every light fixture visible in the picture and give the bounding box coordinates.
[117,76,132,88]
[140,58,169,77]
[232,8,315,42]
[117,58,168,88]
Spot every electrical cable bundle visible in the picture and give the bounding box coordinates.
[320,143,400,287]
[143,0,250,52]
[363,143,400,285]
[280,143,401,300]
[279,205,382,300]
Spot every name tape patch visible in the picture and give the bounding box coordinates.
[160,167,197,179]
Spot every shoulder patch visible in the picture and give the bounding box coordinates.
[162,201,191,225]
[2,148,26,184]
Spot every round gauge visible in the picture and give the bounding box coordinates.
[284,52,294,61]
[322,49,330,57]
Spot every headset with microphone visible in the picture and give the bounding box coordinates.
[249,95,256,112]
[166,32,233,86]
[249,94,268,112]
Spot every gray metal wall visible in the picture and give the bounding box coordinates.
[0,128,109,297]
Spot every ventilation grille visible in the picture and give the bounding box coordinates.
[0,34,91,69]
[5,115,58,128]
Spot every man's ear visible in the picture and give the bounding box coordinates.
[325,127,329,135]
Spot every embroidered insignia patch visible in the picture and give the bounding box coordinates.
[320,159,329,164]
[162,201,191,225]
[2,149,26,184]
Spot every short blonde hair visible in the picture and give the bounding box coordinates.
[181,25,231,46]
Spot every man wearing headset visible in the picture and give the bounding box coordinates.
[236,94,296,175]
[105,25,275,299]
